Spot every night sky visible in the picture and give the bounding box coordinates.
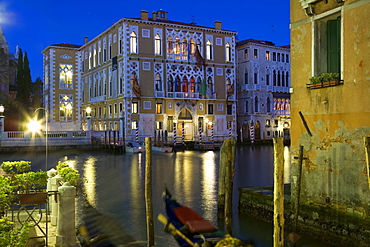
[1,0,290,80]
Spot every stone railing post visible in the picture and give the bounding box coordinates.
[49,174,63,226]
[47,168,57,211]
[56,182,76,247]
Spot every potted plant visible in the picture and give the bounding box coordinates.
[15,171,48,205]
[0,176,14,216]
[1,161,31,175]
[308,76,322,89]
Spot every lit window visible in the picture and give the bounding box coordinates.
[59,95,73,122]
[156,103,163,114]
[155,73,162,91]
[155,34,161,55]
[244,49,248,59]
[225,43,231,62]
[59,64,73,89]
[253,49,258,58]
[132,102,138,113]
[132,121,138,130]
[206,40,213,60]
[130,31,137,53]
[265,51,270,60]
[156,121,163,130]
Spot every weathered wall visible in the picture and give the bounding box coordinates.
[290,0,370,215]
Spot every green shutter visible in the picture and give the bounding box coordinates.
[327,18,341,73]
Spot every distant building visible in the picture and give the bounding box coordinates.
[42,10,237,143]
[290,0,370,243]
[0,27,17,100]
[236,39,290,142]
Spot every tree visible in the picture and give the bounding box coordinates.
[31,77,43,111]
[15,49,32,113]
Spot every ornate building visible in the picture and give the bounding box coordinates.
[236,39,290,142]
[42,10,237,142]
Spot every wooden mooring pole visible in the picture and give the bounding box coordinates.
[364,137,370,189]
[145,137,154,246]
[293,145,304,231]
[273,137,284,247]
[218,137,236,235]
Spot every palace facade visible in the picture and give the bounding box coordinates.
[236,39,290,142]
[42,10,237,143]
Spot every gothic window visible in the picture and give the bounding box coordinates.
[225,43,231,62]
[130,31,137,53]
[59,64,73,89]
[155,34,161,55]
[254,96,259,112]
[267,97,271,112]
[206,40,213,60]
[155,73,162,91]
[59,95,73,122]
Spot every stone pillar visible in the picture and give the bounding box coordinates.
[47,168,57,213]
[50,174,63,226]
[56,182,76,247]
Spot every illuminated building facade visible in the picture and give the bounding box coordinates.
[42,10,237,142]
[236,39,290,142]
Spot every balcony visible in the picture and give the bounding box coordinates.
[90,95,106,103]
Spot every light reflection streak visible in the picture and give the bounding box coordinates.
[83,157,98,207]
[201,151,217,220]
[174,152,193,203]
[130,153,143,217]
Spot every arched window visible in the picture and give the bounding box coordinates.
[225,43,231,62]
[206,40,213,60]
[255,96,259,112]
[155,34,161,55]
[130,32,137,53]
[286,72,289,87]
[277,71,281,86]
[190,39,195,54]
[175,37,180,55]
[245,100,249,113]
[167,75,174,92]
[273,70,277,86]
[207,77,214,96]
[267,97,271,112]
[155,73,162,91]
[175,76,181,92]
[182,38,188,56]
[281,71,285,87]
[167,38,173,54]
[181,76,188,92]
[189,77,195,93]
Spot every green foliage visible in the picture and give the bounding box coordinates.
[0,176,14,214]
[58,167,81,187]
[1,161,31,174]
[309,76,321,84]
[309,73,340,84]
[56,161,69,172]
[0,217,29,247]
[15,171,47,193]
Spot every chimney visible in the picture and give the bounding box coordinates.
[152,11,157,21]
[141,10,149,20]
[215,21,222,30]
[84,36,89,44]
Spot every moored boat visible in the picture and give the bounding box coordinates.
[126,142,146,153]
[152,145,173,153]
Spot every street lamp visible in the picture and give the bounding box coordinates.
[86,106,92,131]
[28,108,48,171]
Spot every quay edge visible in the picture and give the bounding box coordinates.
[238,185,370,247]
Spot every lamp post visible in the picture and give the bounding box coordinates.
[86,107,92,131]
[30,108,48,171]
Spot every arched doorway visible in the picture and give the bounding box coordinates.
[177,108,194,141]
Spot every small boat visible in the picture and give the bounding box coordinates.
[152,145,173,153]
[158,188,223,247]
[126,142,146,153]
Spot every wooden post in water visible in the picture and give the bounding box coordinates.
[293,145,304,231]
[145,137,154,246]
[364,137,370,189]
[224,137,236,235]
[218,139,229,215]
[273,137,284,247]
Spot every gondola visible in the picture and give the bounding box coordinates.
[158,188,223,247]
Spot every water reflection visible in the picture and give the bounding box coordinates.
[83,157,98,207]
[201,151,217,221]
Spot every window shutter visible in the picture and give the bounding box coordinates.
[327,18,341,73]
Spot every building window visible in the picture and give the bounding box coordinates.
[132,102,138,113]
[254,73,258,84]
[155,34,161,55]
[254,96,259,112]
[206,40,213,60]
[277,53,280,62]
[132,120,138,130]
[156,103,163,114]
[155,73,162,91]
[59,64,73,89]
[267,97,271,112]
[245,100,249,113]
[286,54,289,63]
[156,121,163,130]
[225,43,231,62]
[208,104,214,115]
[103,38,107,62]
[265,51,270,60]
[253,49,258,58]
[266,74,270,85]
[130,31,137,53]
[244,72,248,84]
[59,95,73,122]
[314,14,341,76]
[227,104,232,115]
[273,52,276,61]
[244,49,248,59]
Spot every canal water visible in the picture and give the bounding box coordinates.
[0,145,327,246]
